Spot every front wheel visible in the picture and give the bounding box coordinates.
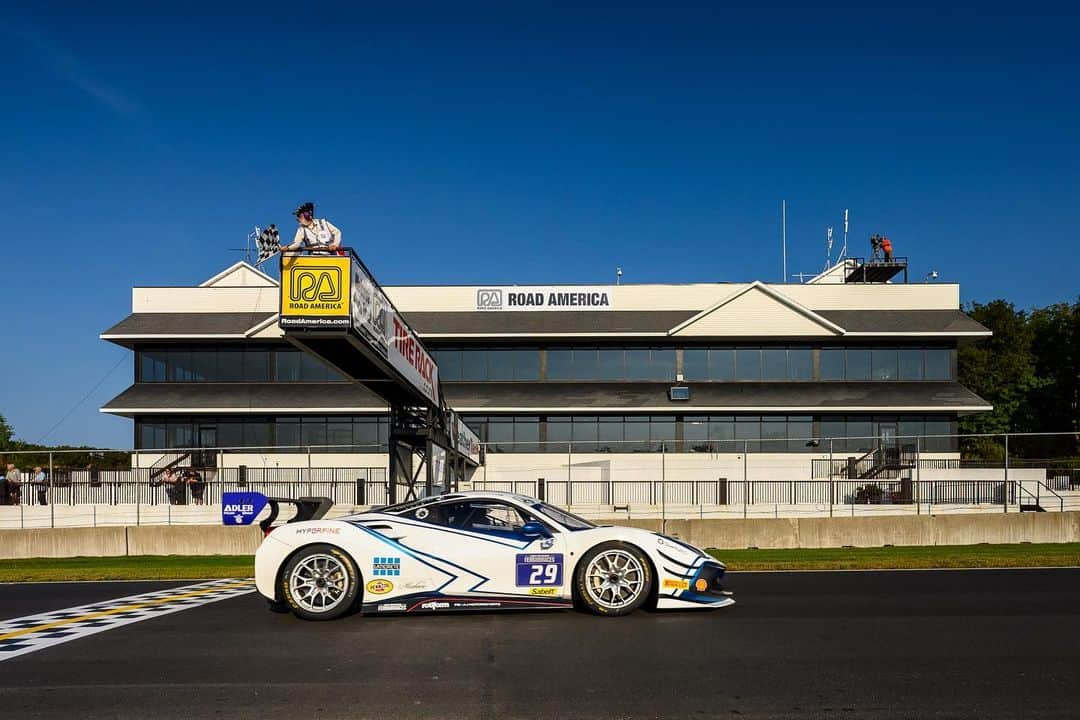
[279,544,360,621]
[574,542,653,616]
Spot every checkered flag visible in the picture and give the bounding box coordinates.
[256,225,280,264]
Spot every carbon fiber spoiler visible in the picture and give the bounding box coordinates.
[259,496,334,535]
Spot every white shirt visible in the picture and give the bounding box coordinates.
[287,218,342,252]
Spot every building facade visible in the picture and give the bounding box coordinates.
[101,260,991,487]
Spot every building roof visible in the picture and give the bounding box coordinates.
[816,310,989,335]
[101,381,990,416]
[101,313,278,344]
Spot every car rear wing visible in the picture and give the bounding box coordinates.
[222,492,334,535]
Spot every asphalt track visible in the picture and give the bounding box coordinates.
[1,569,1079,719]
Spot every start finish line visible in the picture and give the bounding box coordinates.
[278,249,480,501]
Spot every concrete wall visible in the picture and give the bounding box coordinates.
[2,526,262,560]
[4,513,1077,559]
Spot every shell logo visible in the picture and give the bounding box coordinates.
[366,579,394,595]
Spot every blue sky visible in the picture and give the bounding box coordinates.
[2,1,1077,448]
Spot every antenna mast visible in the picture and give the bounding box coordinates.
[781,200,787,283]
[839,209,849,262]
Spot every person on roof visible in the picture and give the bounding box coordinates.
[881,236,893,261]
[280,202,343,255]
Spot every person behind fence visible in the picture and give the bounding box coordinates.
[279,201,342,255]
[31,466,47,506]
[161,467,183,505]
[186,469,206,505]
[6,463,21,505]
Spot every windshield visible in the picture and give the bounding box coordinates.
[376,495,462,515]
[531,502,596,531]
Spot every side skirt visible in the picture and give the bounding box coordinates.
[363,593,572,615]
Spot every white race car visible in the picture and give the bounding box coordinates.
[255,490,735,620]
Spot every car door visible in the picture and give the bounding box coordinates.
[391,499,566,601]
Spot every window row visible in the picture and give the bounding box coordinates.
[461,414,958,453]
[137,347,345,383]
[136,416,388,451]
[430,346,955,382]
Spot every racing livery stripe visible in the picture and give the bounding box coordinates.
[0,579,255,661]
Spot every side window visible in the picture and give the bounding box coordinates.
[425,501,537,535]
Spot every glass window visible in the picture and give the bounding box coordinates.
[166,420,193,449]
[596,349,624,381]
[354,417,381,450]
[460,350,487,381]
[651,349,676,381]
[924,415,956,452]
[597,416,623,452]
[217,350,244,382]
[572,416,598,452]
[683,350,708,381]
[650,416,676,448]
[625,349,651,381]
[787,415,814,452]
[326,419,353,451]
[514,350,540,381]
[709,348,735,381]
[819,417,845,450]
[735,416,760,452]
[275,350,301,381]
[488,350,515,381]
[546,350,572,380]
[168,349,194,382]
[140,350,166,382]
[683,416,708,452]
[572,349,598,380]
[244,349,269,381]
[299,353,329,382]
[515,417,540,453]
[275,417,300,448]
[845,418,873,453]
[139,421,165,449]
[898,349,924,380]
[546,416,571,453]
[433,350,461,381]
[924,349,952,380]
[216,419,242,449]
[624,416,650,452]
[761,416,787,453]
[899,417,924,448]
[846,349,871,381]
[788,349,813,380]
[762,349,787,380]
[193,350,215,381]
[301,417,327,448]
[243,419,271,449]
[735,349,761,381]
[872,348,898,380]
[708,416,735,452]
[820,348,844,380]
[487,418,514,453]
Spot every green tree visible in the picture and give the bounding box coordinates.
[1023,299,1080,457]
[0,414,13,450]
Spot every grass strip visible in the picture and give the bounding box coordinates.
[708,543,1080,571]
[0,555,254,582]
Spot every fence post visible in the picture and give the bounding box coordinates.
[1003,433,1009,514]
[135,453,141,526]
[915,436,921,516]
[828,439,834,518]
[743,440,748,520]
[660,442,666,535]
[48,451,54,528]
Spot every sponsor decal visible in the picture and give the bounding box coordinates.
[373,556,401,577]
[476,286,614,312]
[279,255,351,327]
[402,580,430,590]
[377,602,408,612]
[694,578,708,592]
[528,587,559,596]
[221,492,269,526]
[387,315,439,406]
[515,553,564,587]
[366,579,394,595]
[420,601,450,611]
[294,527,341,536]
[451,601,502,608]
[663,579,690,591]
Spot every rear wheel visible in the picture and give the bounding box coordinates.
[279,544,360,621]
[574,542,652,616]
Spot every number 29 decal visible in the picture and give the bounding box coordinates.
[515,553,564,587]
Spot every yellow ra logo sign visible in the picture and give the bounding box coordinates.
[366,579,394,595]
[290,266,342,303]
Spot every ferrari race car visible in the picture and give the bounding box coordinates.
[250,490,735,620]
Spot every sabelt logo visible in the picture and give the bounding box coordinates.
[366,579,394,595]
[476,288,503,310]
[528,587,558,596]
[289,266,343,304]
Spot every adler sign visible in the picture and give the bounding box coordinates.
[475,286,615,311]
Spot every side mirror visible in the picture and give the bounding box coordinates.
[521,521,552,539]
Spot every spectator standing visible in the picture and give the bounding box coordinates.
[31,466,47,506]
[0,465,7,505]
[162,467,183,505]
[881,236,894,261]
[6,463,21,505]
[187,469,206,505]
[280,202,343,255]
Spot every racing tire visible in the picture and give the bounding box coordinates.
[279,544,360,621]
[574,541,653,617]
